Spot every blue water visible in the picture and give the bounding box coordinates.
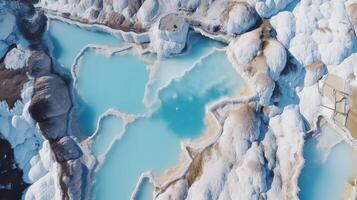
[156,51,243,138]
[48,20,122,70]
[136,178,154,200]
[91,116,124,157]
[299,124,357,200]
[94,50,244,200]
[48,19,245,200]
[49,20,130,135]
[144,33,224,107]
[76,49,148,135]
[94,118,180,200]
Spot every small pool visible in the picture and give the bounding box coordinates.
[299,124,357,200]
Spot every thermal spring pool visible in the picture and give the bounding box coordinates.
[48,19,246,199]
[299,124,357,200]
[93,49,245,200]
[75,49,149,135]
[89,115,124,157]
[48,19,123,71]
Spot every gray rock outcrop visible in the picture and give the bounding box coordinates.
[28,50,51,77]
[18,9,47,40]
[137,0,158,25]
[29,75,71,122]
[52,137,83,163]
[60,160,87,200]
[128,0,145,16]
[28,64,87,199]
[27,49,87,199]
[38,114,68,140]
[1,1,87,199]
[107,12,125,29]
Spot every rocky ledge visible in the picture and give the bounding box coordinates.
[152,13,189,57]
[35,0,264,56]
[0,0,87,199]
[26,68,87,199]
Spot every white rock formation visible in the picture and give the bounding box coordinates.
[150,13,189,57]
[248,0,294,18]
[15,0,357,199]
[226,2,260,36]
[4,48,29,70]
[156,105,305,200]
[304,62,327,86]
[137,0,159,25]
[267,105,305,200]
[227,24,285,105]
[270,11,295,47]
[290,0,356,66]
[298,83,321,126]
[228,29,262,66]
[328,53,357,82]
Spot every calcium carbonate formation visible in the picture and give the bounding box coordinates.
[1,0,357,199]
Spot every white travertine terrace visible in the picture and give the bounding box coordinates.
[1,0,357,199]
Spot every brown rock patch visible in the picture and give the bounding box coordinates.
[0,68,28,108]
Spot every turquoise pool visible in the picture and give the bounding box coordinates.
[93,49,244,200]
[299,124,357,200]
[48,19,122,70]
[49,19,245,200]
[76,49,149,135]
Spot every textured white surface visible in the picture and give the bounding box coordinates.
[226,3,259,35]
[264,38,287,81]
[15,0,357,199]
[4,48,28,70]
[137,0,159,25]
[248,0,294,18]
[270,11,295,47]
[150,14,189,57]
